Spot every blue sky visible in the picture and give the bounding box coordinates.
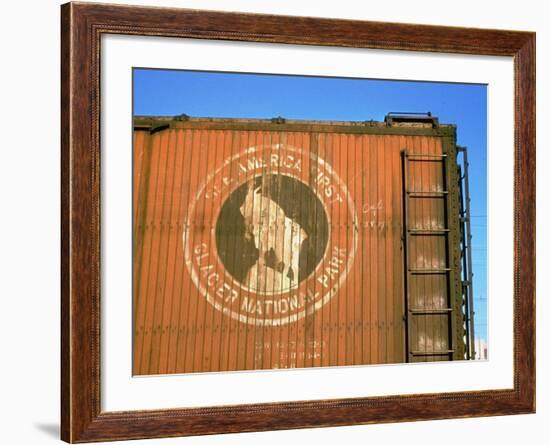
[133,68,487,344]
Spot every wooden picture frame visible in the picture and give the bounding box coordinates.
[61,1,535,442]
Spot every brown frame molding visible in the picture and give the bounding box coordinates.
[61,2,536,442]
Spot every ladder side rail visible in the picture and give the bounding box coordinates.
[461,147,476,359]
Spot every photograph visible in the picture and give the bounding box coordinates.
[0,0,542,443]
[132,69,488,376]
[52,1,535,442]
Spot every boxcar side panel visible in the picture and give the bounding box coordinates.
[132,119,462,375]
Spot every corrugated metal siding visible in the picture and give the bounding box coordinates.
[132,120,460,375]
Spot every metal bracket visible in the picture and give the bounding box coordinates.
[271,116,287,124]
[385,111,439,128]
[174,113,190,121]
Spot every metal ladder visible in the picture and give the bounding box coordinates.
[402,151,455,361]
[458,146,475,360]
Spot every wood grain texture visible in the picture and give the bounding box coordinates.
[131,121,460,375]
[61,1,536,442]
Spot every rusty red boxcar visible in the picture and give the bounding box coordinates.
[132,113,475,376]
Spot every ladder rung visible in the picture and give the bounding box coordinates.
[406,154,447,161]
[407,191,448,198]
[411,350,454,356]
[409,308,453,315]
[408,229,449,235]
[409,268,451,274]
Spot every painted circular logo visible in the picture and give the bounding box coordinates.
[215,174,329,294]
[183,144,357,326]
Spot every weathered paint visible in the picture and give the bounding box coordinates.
[132,117,464,375]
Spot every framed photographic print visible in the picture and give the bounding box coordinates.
[61,1,535,442]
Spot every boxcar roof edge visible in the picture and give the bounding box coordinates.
[133,115,457,137]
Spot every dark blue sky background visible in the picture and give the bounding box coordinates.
[134,68,487,344]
